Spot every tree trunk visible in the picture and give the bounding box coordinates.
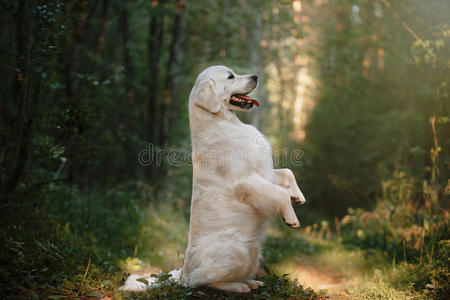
[117,2,139,179]
[147,0,165,179]
[5,0,30,193]
[95,0,109,58]
[64,1,90,184]
[248,0,266,129]
[118,2,134,92]
[159,0,186,146]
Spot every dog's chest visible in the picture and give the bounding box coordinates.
[223,124,272,168]
[193,122,273,171]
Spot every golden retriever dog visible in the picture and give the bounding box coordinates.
[120,66,306,293]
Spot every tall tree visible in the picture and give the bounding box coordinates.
[159,0,186,146]
[147,0,165,179]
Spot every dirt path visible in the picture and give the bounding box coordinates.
[288,263,349,294]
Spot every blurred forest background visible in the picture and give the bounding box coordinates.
[0,0,449,299]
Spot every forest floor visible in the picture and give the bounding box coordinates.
[110,205,429,300]
[2,194,440,299]
[114,228,425,300]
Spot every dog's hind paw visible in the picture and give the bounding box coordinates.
[246,280,264,290]
[119,274,153,292]
[209,282,251,293]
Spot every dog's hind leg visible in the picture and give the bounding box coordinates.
[186,242,253,290]
[234,173,300,228]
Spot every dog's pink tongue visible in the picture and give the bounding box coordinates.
[238,95,260,107]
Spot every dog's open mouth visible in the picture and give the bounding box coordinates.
[230,94,260,109]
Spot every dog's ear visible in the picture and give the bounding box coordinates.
[192,78,221,113]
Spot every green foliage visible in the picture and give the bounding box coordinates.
[0,183,145,298]
[300,0,449,217]
[340,189,449,296]
[340,161,449,297]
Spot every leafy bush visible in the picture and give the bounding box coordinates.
[340,169,449,297]
[0,183,146,298]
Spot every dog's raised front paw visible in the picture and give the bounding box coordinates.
[290,195,306,205]
[282,216,300,228]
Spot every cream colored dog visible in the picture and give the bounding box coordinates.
[120,66,305,293]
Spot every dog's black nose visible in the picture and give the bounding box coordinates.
[250,75,258,82]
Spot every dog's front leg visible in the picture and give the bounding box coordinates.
[234,174,300,228]
[273,169,306,205]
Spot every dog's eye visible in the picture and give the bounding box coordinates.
[227,74,235,80]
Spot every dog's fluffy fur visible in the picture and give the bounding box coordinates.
[120,66,305,293]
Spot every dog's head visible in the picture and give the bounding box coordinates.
[190,66,259,113]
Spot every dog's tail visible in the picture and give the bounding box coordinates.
[119,269,184,292]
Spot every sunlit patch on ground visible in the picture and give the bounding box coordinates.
[118,257,162,274]
[288,263,346,292]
